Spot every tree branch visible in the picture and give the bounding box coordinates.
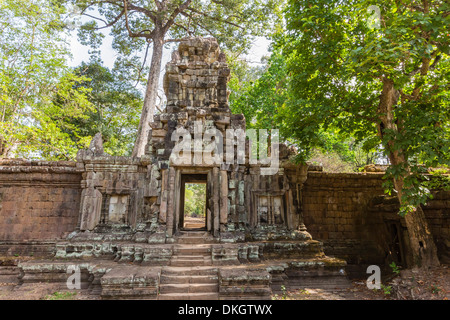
[186,7,244,29]
[94,10,125,30]
[82,13,108,25]
[171,22,192,36]
[180,12,215,36]
[126,0,158,23]
[162,0,193,34]
[164,38,187,44]
[123,0,154,39]
[134,40,152,87]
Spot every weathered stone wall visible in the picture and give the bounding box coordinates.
[0,160,82,241]
[423,191,450,260]
[302,172,385,266]
[302,171,450,272]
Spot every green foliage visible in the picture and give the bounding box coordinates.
[0,0,93,160]
[230,43,381,171]
[280,285,287,299]
[230,47,288,131]
[380,284,392,295]
[184,183,206,217]
[68,61,143,156]
[423,169,450,191]
[74,0,284,85]
[44,291,77,300]
[280,0,450,211]
[389,262,401,275]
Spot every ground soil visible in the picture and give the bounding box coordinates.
[272,264,449,300]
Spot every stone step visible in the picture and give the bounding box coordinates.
[172,255,209,261]
[177,231,210,238]
[173,245,211,255]
[177,237,212,244]
[158,292,219,300]
[100,265,160,300]
[162,266,218,276]
[170,257,212,267]
[160,274,218,284]
[183,221,206,226]
[159,283,218,294]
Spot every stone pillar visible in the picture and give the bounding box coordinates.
[206,170,213,232]
[166,167,176,237]
[79,187,102,231]
[213,167,220,237]
[219,170,228,226]
[159,169,168,224]
[296,183,307,232]
[174,169,181,233]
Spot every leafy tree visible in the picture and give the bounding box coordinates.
[281,0,449,267]
[0,0,93,160]
[309,130,383,172]
[68,61,143,156]
[184,183,206,217]
[230,47,287,130]
[74,0,284,157]
[230,45,380,171]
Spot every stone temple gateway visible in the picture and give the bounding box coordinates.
[8,37,349,299]
[3,37,446,300]
[76,37,313,244]
[0,38,450,300]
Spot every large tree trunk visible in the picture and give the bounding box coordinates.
[132,35,164,157]
[390,161,440,268]
[378,78,440,269]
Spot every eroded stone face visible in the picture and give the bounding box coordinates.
[108,195,128,223]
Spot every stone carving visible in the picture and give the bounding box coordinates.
[79,187,102,231]
[89,132,105,156]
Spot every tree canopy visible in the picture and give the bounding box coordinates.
[0,0,93,160]
[74,0,284,157]
[69,61,143,156]
[278,0,449,267]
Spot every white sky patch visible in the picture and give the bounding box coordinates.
[67,30,270,112]
[68,30,271,70]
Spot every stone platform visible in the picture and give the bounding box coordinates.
[14,231,349,300]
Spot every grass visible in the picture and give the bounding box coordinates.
[43,291,78,300]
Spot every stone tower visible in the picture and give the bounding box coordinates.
[75,37,313,243]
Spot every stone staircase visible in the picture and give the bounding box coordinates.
[175,230,216,245]
[158,231,219,300]
[13,229,350,300]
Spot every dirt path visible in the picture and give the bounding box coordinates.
[273,264,449,300]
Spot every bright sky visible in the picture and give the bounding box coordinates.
[67,29,271,74]
[64,2,271,99]
[67,29,270,105]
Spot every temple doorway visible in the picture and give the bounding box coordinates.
[179,174,208,231]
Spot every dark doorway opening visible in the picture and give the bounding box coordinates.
[386,221,406,267]
[180,174,207,231]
